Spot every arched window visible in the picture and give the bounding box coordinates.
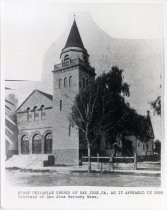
[26,107,31,121]
[33,106,39,121]
[64,54,69,62]
[60,100,62,111]
[69,76,72,87]
[22,135,29,141]
[45,133,52,139]
[58,78,62,89]
[44,133,52,154]
[21,135,29,154]
[86,78,89,86]
[40,105,46,120]
[83,77,85,87]
[64,77,67,87]
[90,80,92,85]
[32,134,41,154]
[33,134,41,140]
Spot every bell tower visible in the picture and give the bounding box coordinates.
[52,18,96,165]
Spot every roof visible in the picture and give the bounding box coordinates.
[37,90,53,100]
[146,112,154,138]
[16,89,52,111]
[64,20,85,49]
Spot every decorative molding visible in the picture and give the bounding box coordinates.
[19,127,52,131]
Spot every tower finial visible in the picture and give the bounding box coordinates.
[74,14,76,21]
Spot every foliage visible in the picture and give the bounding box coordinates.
[70,66,153,170]
[150,96,161,116]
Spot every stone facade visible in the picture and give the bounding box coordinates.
[17,90,53,155]
[16,20,96,165]
[52,20,95,165]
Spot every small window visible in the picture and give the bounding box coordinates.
[60,100,62,111]
[83,77,85,87]
[64,77,67,87]
[137,140,140,147]
[26,107,31,121]
[90,80,92,85]
[64,55,69,62]
[143,144,145,151]
[68,124,71,136]
[58,78,62,89]
[86,78,89,86]
[33,106,39,121]
[41,105,46,120]
[69,76,72,87]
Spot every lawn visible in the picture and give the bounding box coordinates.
[6,169,160,187]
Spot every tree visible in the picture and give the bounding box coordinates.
[150,74,161,116]
[70,66,153,172]
[69,66,131,172]
[150,96,161,116]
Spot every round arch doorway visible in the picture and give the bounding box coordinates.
[21,135,29,154]
[32,134,42,154]
[44,133,52,154]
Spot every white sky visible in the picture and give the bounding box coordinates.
[1,0,164,81]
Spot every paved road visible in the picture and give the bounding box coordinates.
[6,169,160,187]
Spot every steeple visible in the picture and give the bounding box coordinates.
[64,20,85,49]
[60,18,89,64]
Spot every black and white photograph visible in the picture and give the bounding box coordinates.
[1,1,167,209]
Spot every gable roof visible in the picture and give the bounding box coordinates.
[64,20,85,49]
[16,89,52,111]
[37,90,53,100]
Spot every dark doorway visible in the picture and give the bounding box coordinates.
[21,135,29,154]
[122,140,133,157]
[44,133,52,154]
[32,134,41,154]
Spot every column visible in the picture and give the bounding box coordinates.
[41,135,45,154]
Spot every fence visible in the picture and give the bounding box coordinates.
[81,153,137,170]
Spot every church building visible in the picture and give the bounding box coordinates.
[15,19,154,166]
[16,19,95,165]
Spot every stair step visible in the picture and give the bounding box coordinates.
[6,154,50,169]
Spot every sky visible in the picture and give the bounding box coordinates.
[2,1,165,141]
[2,0,164,81]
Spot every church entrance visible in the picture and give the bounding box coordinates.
[32,134,42,154]
[21,135,29,154]
[44,133,52,154]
